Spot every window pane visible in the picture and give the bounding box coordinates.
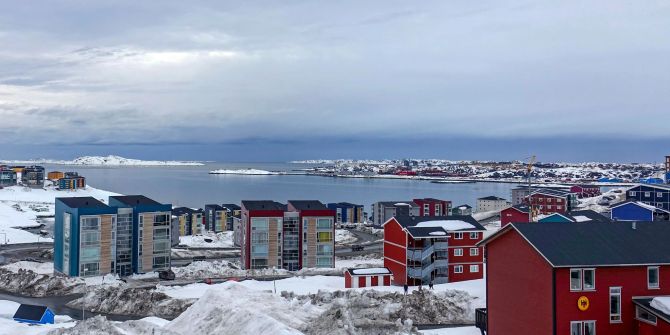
[584,322,595,335]
[317,231,333,243]
[583,269,595,290]
[571,270,582,290]
[649,267,659,287]
[571,322,582,335]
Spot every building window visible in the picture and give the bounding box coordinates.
[454,248,463,256]
[435,204,442,216]
[469,232,478,239]
[636,306,658,325]
[570,268,595,291]
[317,218,333,229]
[470,248,479,256]
[557,206,562,210]
[645,192,651,197]
[454,265,463,273]
[547,205,552,210]
[630,191,636,196]
[648,266,660,289]
[317,231,333,243]
[658,192,664,198]
[423,204,430,216]
[570,321,595,335]
[610,287,622,323]
[470,265,479,273]
[454,233,463,239]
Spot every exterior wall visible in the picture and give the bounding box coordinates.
[476,199,508,213]
[611,203,654,221]
[448,231,484,282]
[345,274,392,288]
[570,185,602,198]
[501,207,530,226]
[383,219,407,285]
[141,213,154,273]
[538,214,573,223]
[626,185,670,211]
[345,272,352,288]
[48,171,64,180]
[527,193,569,214]
[555,265,670,335]
[0,169,17,186]
[486,229,554,335]
[99,214,114,274]
[413,199,451,217]
[240,208,284,270]
[637,318,670,335]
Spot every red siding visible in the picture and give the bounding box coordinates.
[383,219,407,285]
[358,276,366,288]
[384,275,391,286]
[637,319,670,335]
[371,276,379,286]
[555,266,670,335]
[344,272,352,288]
[486,229,554,335]
[385,258,407,285]
[527,194,568,214]
[501,207,530,226]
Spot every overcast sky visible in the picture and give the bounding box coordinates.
[1,1,669,162]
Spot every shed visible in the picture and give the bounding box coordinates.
[344,267,392,288]
[13,304,54,325]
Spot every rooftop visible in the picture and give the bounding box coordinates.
[242,200,286,211]
[57,197,108,209]
[392,215,485,231]
[478,196,506,201]
[13,304,49,321]
[288,200,327,210]
[346,267,391,276]
[405,226,449,238]
[110,195,161,206]
[221,203,241,210]
[482,222,670,267]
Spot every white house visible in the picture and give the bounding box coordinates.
[476,196,510,212]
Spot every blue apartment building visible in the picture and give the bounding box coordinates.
[626,184,670,211]
[327,202,365,224]
[55,195,172,277]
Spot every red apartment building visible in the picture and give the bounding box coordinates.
[383,215,485,286]
[571,184,602,199]
[240,200,335,271]
[500,204,530,226]
[477,222,670,335]
[413,198,452,216]
[524,188,578,215]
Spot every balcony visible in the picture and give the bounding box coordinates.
[434,259,449,268]
[475,308,487,334]
[434,241,449,250]
[407,262,435,279]
[407,244,434,261]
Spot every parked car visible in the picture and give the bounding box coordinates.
[159,269,176,280]
[193,256,206,262]
[351,245,364,252]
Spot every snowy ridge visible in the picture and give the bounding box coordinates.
[0,155,203,166]
[209,168,281,175]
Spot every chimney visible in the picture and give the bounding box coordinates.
[632,222,637,230]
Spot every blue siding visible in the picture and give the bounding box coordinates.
[611,203,654,221]
[538,214,572,223]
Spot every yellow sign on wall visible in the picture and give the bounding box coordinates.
[578,296,590,311]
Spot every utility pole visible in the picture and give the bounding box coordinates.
[527,155,536,222]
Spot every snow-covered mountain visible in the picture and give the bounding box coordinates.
[0,155,203,166]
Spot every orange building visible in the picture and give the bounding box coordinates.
[48,171,65,180]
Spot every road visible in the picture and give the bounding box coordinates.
[0,242,53,265]
[335,229,383,257]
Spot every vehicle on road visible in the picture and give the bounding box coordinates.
[159,269,176,280]
[351,244,364,252]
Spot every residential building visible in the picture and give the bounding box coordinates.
[57,172,86,190]
[240,200,335,271]
[21,166,45,188]
[500,204,530,226]
[204,204,227,232]
[524,188,577,215]
[666,155,670,183]
[538,210,610,223]
[452,204,472,216]
[476,196,509,213]
[383,215,485,286]
[47,171,65,181]
[0,167,17,187]
[221,203,241,231]
[11,166,25,174]
[626,184,670,211]
[54,197,118,277]
[610,200,670,222]
[108,195,172,275]
[13,305,54,325]
[511,185,569,205]
[570,184,602,198]
[327,202,365,224]
[344,268,392,288]
[413,198,452,216]
[170,216,180,247]
[477,221,670,335]
[171,207,204,236]
[372,201,418,225]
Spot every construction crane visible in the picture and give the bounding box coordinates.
[526,155,536,222]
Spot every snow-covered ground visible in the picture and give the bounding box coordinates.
[576,187,628,213]
[421,327,481,335]
[0,183,118,244]
[178,231,234,248]
[335,229,357,245]
[0,300,75,335]
[209,168,281,175]
[1,261,54,275]
[0,155,203,166]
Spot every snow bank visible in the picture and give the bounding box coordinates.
[1,261,53,275]
[166,283,322,335]
[335,229,357,245]
[178,231,234,248]
[651,297,670,316]
[209,168,280,175]
[1,155,203,166]
[415,220,475,231]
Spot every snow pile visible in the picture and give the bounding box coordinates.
[67,285,195,319]
[573,215,592,222]
[0,267,84,297]
[576,187,627,212]
[46,315,177,335]
[415,220,475,231]
[209,168,280,175]
[178,231,234,248]
[651,297,670,316]
[172,260,288,279]
[166,283,322,335]
[290,288,476,334]
[472,210,500,221]
[1,155,203,166]
[335,229,357,245]
[1,261,54,275]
